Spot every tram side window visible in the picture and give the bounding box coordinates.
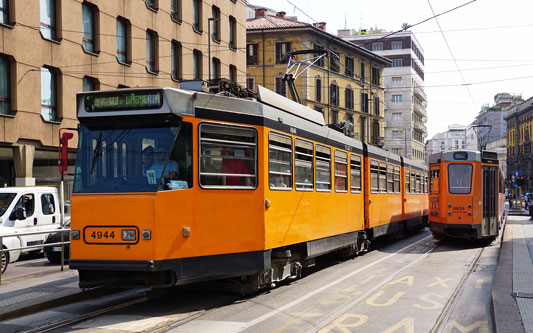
[416,172,421,194]
[334,150,348,192]
[294,139,313,191]
[405,168,410,194]
[425,175,429,194]
[199,123,257,189]
[269,132,292,190]
[350,154,362,193]
[387,164,394,193]
[379,162,387,193]
[370,160,379,193]
[411,171,416,194]
[448,164,473,194]
[316,144,331,191]
[394,166,401,193]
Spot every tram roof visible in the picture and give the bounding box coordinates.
[428,150,499,164]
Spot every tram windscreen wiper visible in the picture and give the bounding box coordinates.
[90,132,102,175]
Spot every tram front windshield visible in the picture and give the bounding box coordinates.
[73,123,190,193]
[448,163,473,194]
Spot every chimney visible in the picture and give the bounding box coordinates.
[276,11,286,18]
[255,8,266,18]
[313,22,327,31]
[337,29,351,37]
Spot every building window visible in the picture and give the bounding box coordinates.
[41,66,58,122]
[246,76,254,90]
[330,82,339,106]
[392,59,402,67]
[146,29,158,73]
[192,0,202,32]
[229,65,237,83]
[345,86,354,109]
[391,41,403,49]
[0,55,10,114]
[229,16,237,50]
[392,95,402,103]
[171,40,181,81]
[374,96,379,115]
[82,2,98,53]
[360,62,365,82]
[211,57,220,79]
[193,49,202,79]
[345,56,354,77]
[332,110,338,124]
[392,113,402,121]
[211,6,220,42]
[372,42,383,51]
[0,0,8,24]
[40,0,58,40]
[361,92,369,113]
[145,0,158,10]
[392,130,401,138]
[116,17,130,64]
[392,76,402,85]
[275,42,290,64]
[314,44,324,67]
[247,44,258,65]
[275,77,286,97]
[170,0,181,22]
[316,77,322,102]
[330,50,339,72]
[82,76,98,91]
[372,67,380,86]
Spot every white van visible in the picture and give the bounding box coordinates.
[0,187,62,273]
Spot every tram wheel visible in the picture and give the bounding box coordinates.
[432,233,443,240]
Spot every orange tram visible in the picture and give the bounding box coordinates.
[428,150,506,241]
[69,86,428,292]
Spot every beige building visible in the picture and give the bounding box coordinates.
[0,0,246,186]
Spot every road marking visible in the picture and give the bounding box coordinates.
[429,277,452,288]
[274,312,323,333]
[388,275,414,286]
[381,317,415,333]
[366,290,405,307]
[239,235,432,331]
[413,293,444,310]
[361,274,384,284]
[319,288,362,304]
[317,314,368,333]
[475,279,483,289]
[443,320,488,333]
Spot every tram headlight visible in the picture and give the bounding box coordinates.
[122,229,137,241]
[71,230,80,240]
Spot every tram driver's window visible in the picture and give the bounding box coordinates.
[167,122,193,190]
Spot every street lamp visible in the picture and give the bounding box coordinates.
[207,17,219,82]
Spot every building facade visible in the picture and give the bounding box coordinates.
[505,96,533,193]
[246,10,390,145]
[426,124,469,159]
[0,0,246,186]
[341,30,427,162]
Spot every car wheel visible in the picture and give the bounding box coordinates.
[1,249,8,274]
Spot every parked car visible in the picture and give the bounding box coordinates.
[44,219,70,264]
[0,187,62,274]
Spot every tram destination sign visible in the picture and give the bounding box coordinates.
[85,91,163,112]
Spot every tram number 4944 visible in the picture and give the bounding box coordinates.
[90,231,115,239]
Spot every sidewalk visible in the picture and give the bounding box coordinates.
[492,215,533,333]
[0,268,105,321]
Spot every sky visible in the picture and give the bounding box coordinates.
[250,0,533,139]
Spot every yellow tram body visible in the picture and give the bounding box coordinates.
[70,87,427,290]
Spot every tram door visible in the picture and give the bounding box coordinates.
[482,166,498,236]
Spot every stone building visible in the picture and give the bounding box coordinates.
[0,0,246,186]
[246,9,390,145]
[341,30,427,162]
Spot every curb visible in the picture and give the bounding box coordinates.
[491,219,525,333]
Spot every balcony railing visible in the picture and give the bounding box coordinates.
[413,102,427,117]
[413,86,426,100]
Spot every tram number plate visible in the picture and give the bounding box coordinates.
[84,226,137,244]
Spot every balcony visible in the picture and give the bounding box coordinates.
[413,86,426,100]
[413,121,427,133]
[413,102,427,117]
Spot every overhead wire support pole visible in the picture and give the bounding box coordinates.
[280,49,328,104]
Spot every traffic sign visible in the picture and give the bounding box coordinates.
[513,171,520,178]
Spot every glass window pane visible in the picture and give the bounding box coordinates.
[316,145,331,191]
[82,4,94,52]
[41,67,56,121]
[0,55,9,114]
[334,150,347,192]
[269,132,292,190]
[116,19,126,62]
[350,154,361,193]
[370,160,379,192]
[40,0,55,40]
[0,0,8,24]
[448,164,472,194]
[295,139,313,191]
[83,77,94,91]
